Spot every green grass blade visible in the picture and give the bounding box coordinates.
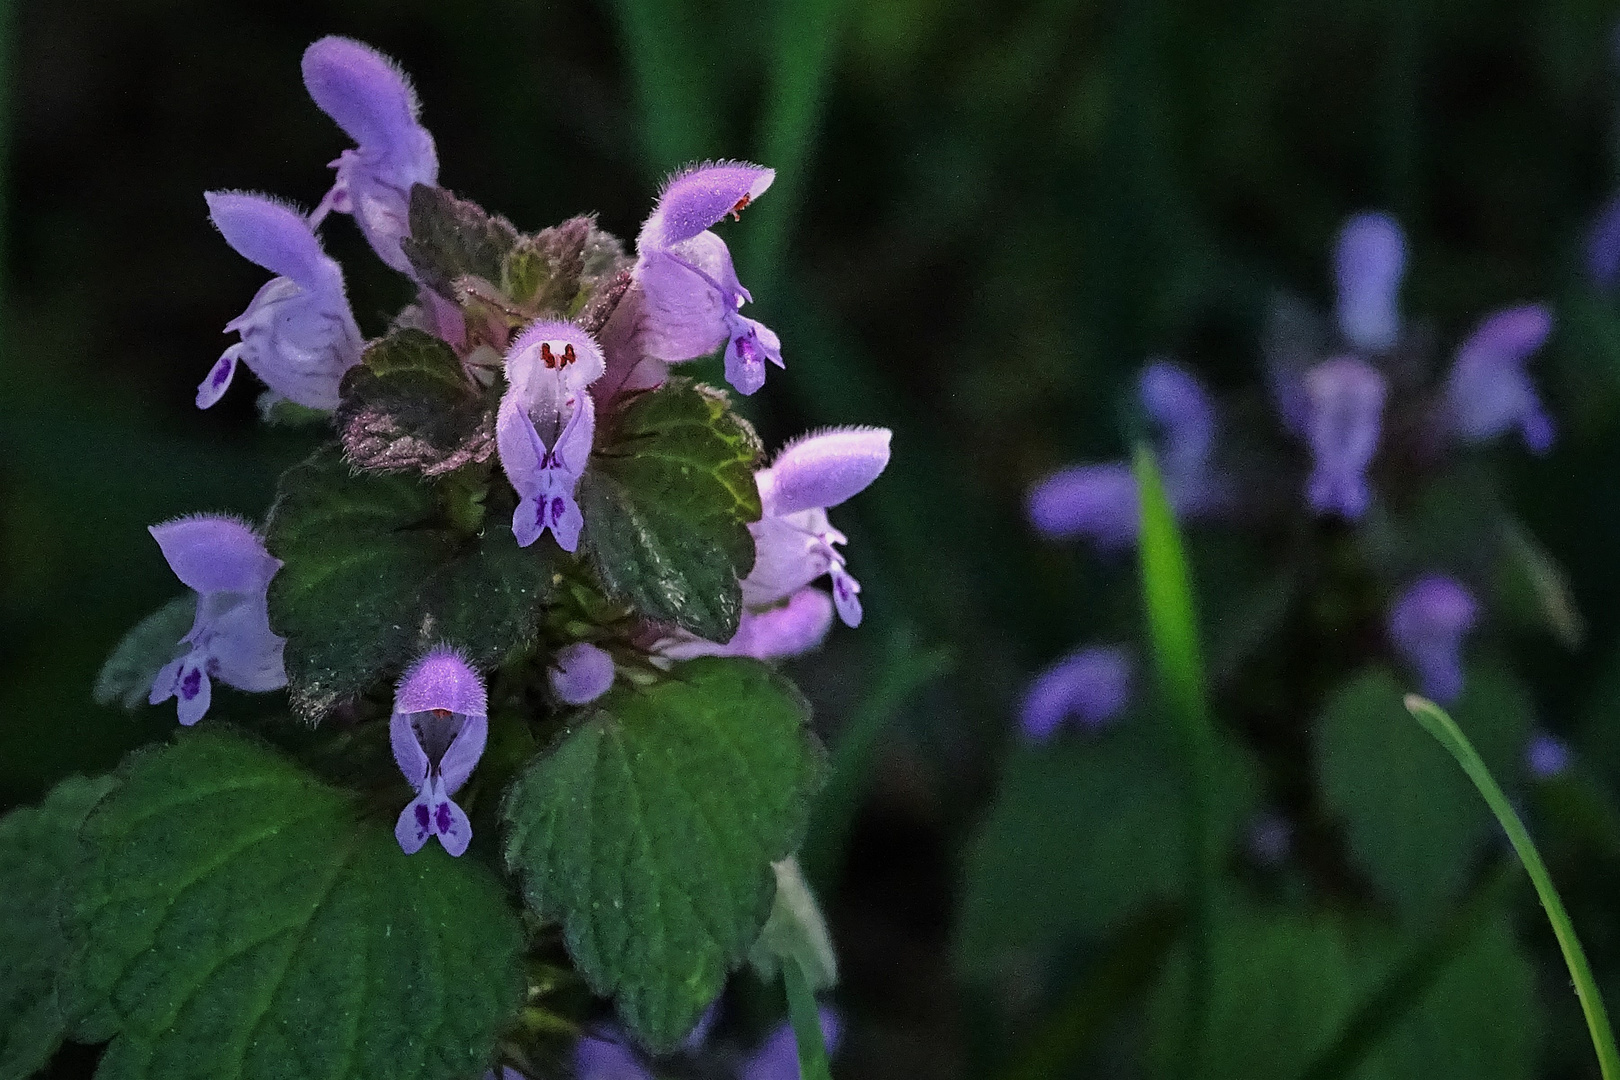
[739,0,846,297]
[1132,445,1218,1075]
[784,957,834,1080]
[607,0,722,176]
[1404,694,1620,1080]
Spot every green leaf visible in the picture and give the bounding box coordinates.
[401,185,519,301]
[955,719,1254,980]
[93,596,196,710]
[503,657,821,1050]
[1148,907,1539,1080]
[0,773,117,1080]
[579,378,763,642]
[266,448,555,717]
[70,731,524,1080]
[1362,917,1538,1080]
[748,857,837,991]
[1149,908,1367,1080]
[1315,666,1531,922]
[336,328,496,477]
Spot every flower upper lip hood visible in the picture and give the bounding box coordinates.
[303,35,439,274]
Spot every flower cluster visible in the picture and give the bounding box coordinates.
[129,35,891,860]
[1023,211,1558,740]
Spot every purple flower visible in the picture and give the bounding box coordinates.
[1588,195,1620,290]
[200,191,362,410]
[573,1034,652,1080]
[1302,356,1385,519]
[1527,731,1572,779]
[1019,646,1133,742]
[1333,212,1405,353]
[496,321,606,551]
[741,1008,843,1080]
[1140,360,1216,496]
[743,428,892,628]
[549,642,616,705]
[1441,304,1555,454]
[147,516,286,726]
[1026,463,1139,549]
[1388,575,1479,705]
[633,161,782,396]
[303,37,438,274]
[390,648,488,857]
[1027,360,1217,548]
[659,587,835,661]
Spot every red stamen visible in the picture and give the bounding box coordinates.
[729,194,752,221]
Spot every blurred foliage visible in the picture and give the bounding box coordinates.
[12,0,1620,1077]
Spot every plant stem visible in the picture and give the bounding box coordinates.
[1404,694,1620,1080]
[783,958,833,1080]
[1133,445,1217,1076]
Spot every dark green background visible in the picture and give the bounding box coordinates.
[7,0,1620,1077]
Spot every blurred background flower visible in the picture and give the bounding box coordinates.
[11,1,1620,1077]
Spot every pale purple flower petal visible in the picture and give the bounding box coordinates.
[1026,463,1139,548]
[574,1033,652,1080]
[150,516,281,595]
[1302,356,1385,519]
[549,642,615,705]
[633,168,783,397]
[1527,731,1572,779]
[742,427,884,629]
[640,161,776,249]
[394,646,490,716]
[1140,361,1215,480]
[724,313,784,396]
[1388,575,1479,705]
[760,427,893,516]
[390,648,488,856]
[147,516,286,725]
[1019,646,1133,742]
[498,321,604,552]
[660,588,836,661]
[634,243,731,362]
[201,593,288,692]
[1333,212,1405,353]
[303,36,439,274]
[828,563,863,627]
[741,1009,843,1080]
[1588,194,1620,290]
[1140,359,1220,514]
[396,776,473,857]
[1442,304,1555,454]
[203,191,363,410]
[743,507,850,615]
